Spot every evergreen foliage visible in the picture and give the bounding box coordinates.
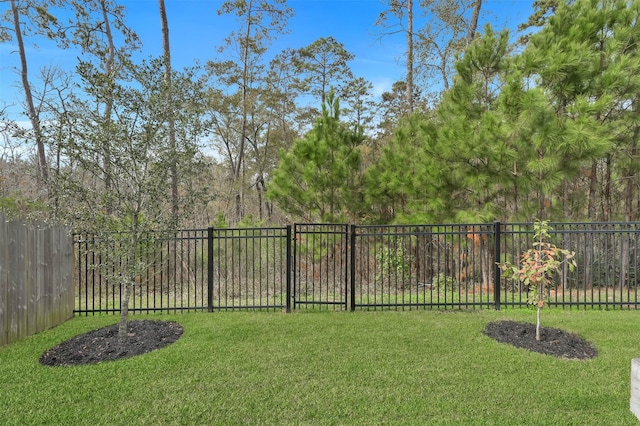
[364,0,640,224]
[366,26,514,223]
[268,91,364,222]
[3,0,640,226]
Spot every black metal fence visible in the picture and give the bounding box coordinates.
[74,222,640,314]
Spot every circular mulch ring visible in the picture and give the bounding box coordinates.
[39,320,183,366]
[483,320,597,360]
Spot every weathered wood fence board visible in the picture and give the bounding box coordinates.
[0,218,6,346]
[0,214,73,347]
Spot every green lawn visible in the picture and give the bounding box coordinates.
[1,309,639,425]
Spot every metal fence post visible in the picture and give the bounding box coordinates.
[493,221,501,310]
[207,227,214,313]
[350,224,356,312]
[286,225,292,313]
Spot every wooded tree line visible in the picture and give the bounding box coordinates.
[1,0,640,230]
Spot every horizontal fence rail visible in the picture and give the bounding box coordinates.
[74,222,640,314]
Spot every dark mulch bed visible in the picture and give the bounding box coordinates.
[40,318,596,366]
[483,320,597,360]
[39,320,183,367]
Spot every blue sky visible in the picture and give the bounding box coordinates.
[0,0,534,122]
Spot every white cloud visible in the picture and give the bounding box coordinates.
[371,77,394,97]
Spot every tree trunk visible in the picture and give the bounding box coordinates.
[406,0,414,113]
[603,154,611,221]
[414,228,432,285]
[234,2,255,223]
[587,160,597,220]
[256,177,264,221]
[118,278,131,338]
[159,0,179,222]
[625,101,640,222]
[466,0,482,46]
[100,0,116,207]
[583,230,593,289]
[11,0,48,189]
[119,247,134,338]
[620,236,629,290]
[119,214,140,338]
[536,305,542,341]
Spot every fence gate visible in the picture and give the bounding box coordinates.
[293,224,351,310]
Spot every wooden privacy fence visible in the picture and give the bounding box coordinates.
[0,214,74,347]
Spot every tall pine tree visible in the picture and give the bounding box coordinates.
[268,92,364,222]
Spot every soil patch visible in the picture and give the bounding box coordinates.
[483,320,597,360]
[40,320,183,367]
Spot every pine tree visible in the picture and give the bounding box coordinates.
[268,92,364,222]
[429,26,513,222]
[364,26,513,224]
[517,0,636,220]
[364,111,440,223]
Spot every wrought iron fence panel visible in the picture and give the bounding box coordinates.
[293,224,350,310]
[499,222,640,309]
[210,227,288,311]
[75,229,209,314]
[353,224,496,310]
[74,222,640,314]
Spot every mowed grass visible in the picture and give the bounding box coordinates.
[1,309,639,425]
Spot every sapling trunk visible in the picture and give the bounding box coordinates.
[536,281,544,341]
[119,280,131,338]
[119,224,139,338]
